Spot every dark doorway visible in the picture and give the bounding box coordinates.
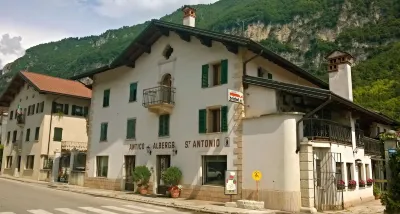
[124,155,136,191]
[156,155,171,194]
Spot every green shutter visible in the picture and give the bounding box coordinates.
[267,73,273,80]
[83,106,89,117]
[103,89,110,107]
[201,64,209,88]
[221,106,228,132]
[100,123,108,141]
[129,83,137,102]
[221,59,228,84]
[158,115,164,137]
[64,104,69,115]
[53,128,63,141]
[164,114,170,136]
[127,119,136,139]
[72,105,76,116]
[199,109,207,133]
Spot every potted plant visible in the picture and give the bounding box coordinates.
[161,166,182,198]
[359,180,366,188]
[337,179,345,190]
[367,178,374,187]
[132,165,151,195]
[373,184,381,199]
[348,180,357,189]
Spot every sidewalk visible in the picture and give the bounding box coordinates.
[0,175,280,214]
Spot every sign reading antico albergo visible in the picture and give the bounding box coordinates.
[184,139,220,148]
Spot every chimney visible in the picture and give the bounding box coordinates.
[326,50,355,101]
[182,6,196,27]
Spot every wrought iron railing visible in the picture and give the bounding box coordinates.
[303,118,352,145]
[61,141,88,151]
[142,85,176,107]
[16,114,25,125]
[355,129,365,147]
[364,137,382,156]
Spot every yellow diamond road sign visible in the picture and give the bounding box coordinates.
[252,170,262,181]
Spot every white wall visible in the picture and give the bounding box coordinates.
[88,32,243,188]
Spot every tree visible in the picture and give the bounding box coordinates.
[381,147,400,213]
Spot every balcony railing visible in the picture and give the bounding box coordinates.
[142,86,176,114]
[16,114,25,125]
[355,129,365,147]
[303,118,352,145]
[61,141,88,152]
[364,137,382,156]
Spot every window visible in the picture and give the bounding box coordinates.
[72,105,84,116]
[28,106,31,116]
[158,114,170,137]
[201,59,228,88]
[40,101,44,113]
[129,83,138,102]
[12,130,17,142]
[26,155,34,169]
[73,153,86,171]
[103,89,110,107]
[25,128,30,141]
[100,123,108,141]
[6,156,12,168]
[257,67,273,80]
[7,131,10,143]
[41,155,52,169]
[96,156,108,177]
[9,111,13,120]
[52,102,64,113]
[366,164,370,179]
[163,45,174,60]
[346,163,353,182]
[316,159,321,187]
[202,155,227,186]
[358,163,364,182]
[63,104,69,115]
[336,162,343,181]
[32,104,35,115]
[53,127,63,141]
[199,106,228,133]
[36,103,39,113]
[126,118,136,139]
[34,127,40,140]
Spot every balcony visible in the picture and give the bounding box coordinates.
[16,114,25,126]
[142,85,175,114]
[363,137,383,156]
[61,141,88,152]
[303,118,352,145]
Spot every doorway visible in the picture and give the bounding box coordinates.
[156,155,171,194]
[124,155,136,191]
[160,74,172,104]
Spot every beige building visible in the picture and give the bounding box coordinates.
[0,71,91,183]
[72,6,397,213]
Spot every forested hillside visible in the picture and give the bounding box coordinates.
[1,0,400,120]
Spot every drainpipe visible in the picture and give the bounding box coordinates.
[47,96,61,182]
[243,50,263,77]
[295,96,332,153]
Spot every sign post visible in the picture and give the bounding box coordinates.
[224,170,238,202]
[252,170,262,201]
[228,89,244,104]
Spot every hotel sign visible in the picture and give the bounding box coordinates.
[228,89,243,104]
[184,139,220,148]
[129,143,145,150]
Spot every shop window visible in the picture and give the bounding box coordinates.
[202,155,227,186]
[96,156,109,177]
[6,156,12,168]
[26,155,34,169]
[73,153,86,171]
[41,155,52,169]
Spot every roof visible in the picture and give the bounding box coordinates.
[0,71,91,107]
[70,20,329,89]
[243,75,399,126]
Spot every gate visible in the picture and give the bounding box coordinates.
[313,151,344,211]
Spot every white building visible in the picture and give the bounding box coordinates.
[72,6,397,213]
[0,71,91,184]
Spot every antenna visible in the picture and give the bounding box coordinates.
[235,15,260,37]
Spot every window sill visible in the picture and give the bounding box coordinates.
[24,169,33,171]
[201,132,226,135]
[125,139,136,142]
[158,136,170,139]
[128,100,137,103]
[40,169,51,171]
[202,184,224,188]
[100,140,108,143]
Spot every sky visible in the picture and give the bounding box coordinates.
[0,0,219,69]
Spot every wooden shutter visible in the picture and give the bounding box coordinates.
[198,109,207,133]
[164,114,170,136]
[103,89,110,107]
[129,83,137,102]
[201,64,209,88]
[221,59,228,84]
[221,106,228,132]
[127,119,136,139]
[53,128,63,141]
[100,123,108,141]
[64,104,69,115]
[83,106,89,117]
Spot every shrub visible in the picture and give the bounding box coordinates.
[381,148,400,213]
[132,166,151,188]
[161,166,182,186]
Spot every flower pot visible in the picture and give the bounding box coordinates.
[348,184,356,190]
[139,187,148,195]
[337,184,345,190]
[375,194,381,200]
[170,189,180,198]
[367,183,373,187]
[359,184,366,188]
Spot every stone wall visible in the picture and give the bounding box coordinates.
[84,177,122,191]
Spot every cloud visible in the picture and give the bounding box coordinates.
[0,34,25,56]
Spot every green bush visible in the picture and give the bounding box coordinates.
[132,166,151,188]
[161,166,182,186]
[381,148,400,213]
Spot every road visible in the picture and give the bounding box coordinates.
[0,179,200,214]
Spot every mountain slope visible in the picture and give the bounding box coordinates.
[1,0,400,120]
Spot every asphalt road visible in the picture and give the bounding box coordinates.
[0,179,201,214]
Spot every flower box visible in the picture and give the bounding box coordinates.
[337,179,345,190]
[367,178,374,186]
[359,180,366,188]
[348,180,357,189]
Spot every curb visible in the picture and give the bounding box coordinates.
[0,176,49,186]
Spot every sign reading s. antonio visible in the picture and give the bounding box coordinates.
[228,89,243,104]
[185,139,221,148]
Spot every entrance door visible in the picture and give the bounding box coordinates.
[58,154,70,183]
[156,155,171,194]
[124,155,136,191]
[17,156,21,172]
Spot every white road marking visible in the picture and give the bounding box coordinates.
[79,207,118,214]
[102,206,143,213]
[124,205,163,213]
[55,208,87,214]
[0,212,16,214]
[27,210,54,214]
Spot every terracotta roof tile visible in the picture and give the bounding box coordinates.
[21,71,91,99]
